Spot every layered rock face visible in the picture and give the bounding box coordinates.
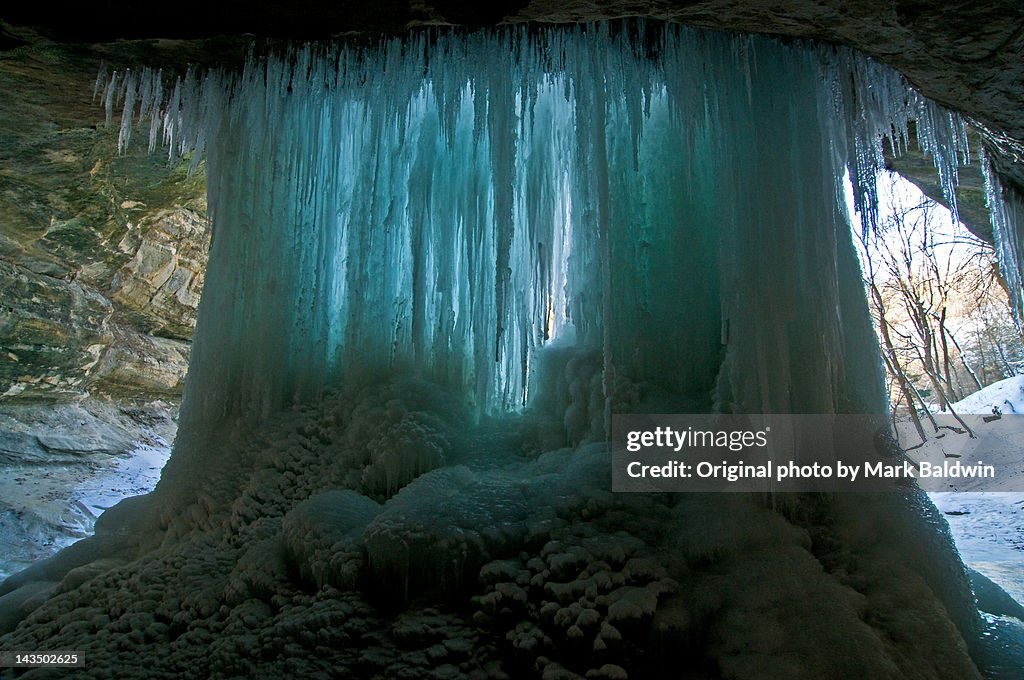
[0,39,210,578]
[0,40,210,401]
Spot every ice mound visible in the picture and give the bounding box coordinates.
[364,466,532,603]
[282,489,381,591]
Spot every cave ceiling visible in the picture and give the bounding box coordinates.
[1,0,1022,208]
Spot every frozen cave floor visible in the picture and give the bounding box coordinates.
[0,375,1013,680]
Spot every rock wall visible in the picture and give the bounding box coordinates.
[0,38,211,402]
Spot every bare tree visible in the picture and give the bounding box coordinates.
[852,175,1024,440]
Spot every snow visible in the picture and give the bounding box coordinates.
[932,493,1024,603]
[949,375,1024,416]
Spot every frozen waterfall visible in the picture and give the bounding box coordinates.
[99,23,984,473]
[4,26,1003,677]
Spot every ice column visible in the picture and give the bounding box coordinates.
[97,24,998,478]
[980,148,1024,322]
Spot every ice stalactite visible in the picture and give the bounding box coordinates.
[980,146,1024,323]
[97,23,987,493]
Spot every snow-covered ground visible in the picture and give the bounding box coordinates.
[931,492,1024,604]
[945,376,1024,417]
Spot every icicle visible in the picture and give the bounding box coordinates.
[117,69,136,152]
[980,147,1024,323]
[92,61,108,101]
[102,70,118,126]
[821,47,970,232]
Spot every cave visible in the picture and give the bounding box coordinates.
[0,3,1022,679]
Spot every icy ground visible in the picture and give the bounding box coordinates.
[931,493,1024,607]
[0,373,1020,678]
[930,488,1024,679]
[0,399,174,580]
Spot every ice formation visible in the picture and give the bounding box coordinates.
[980,147,1024,321]
[4,22,1010,679]
[96,23,981,439]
